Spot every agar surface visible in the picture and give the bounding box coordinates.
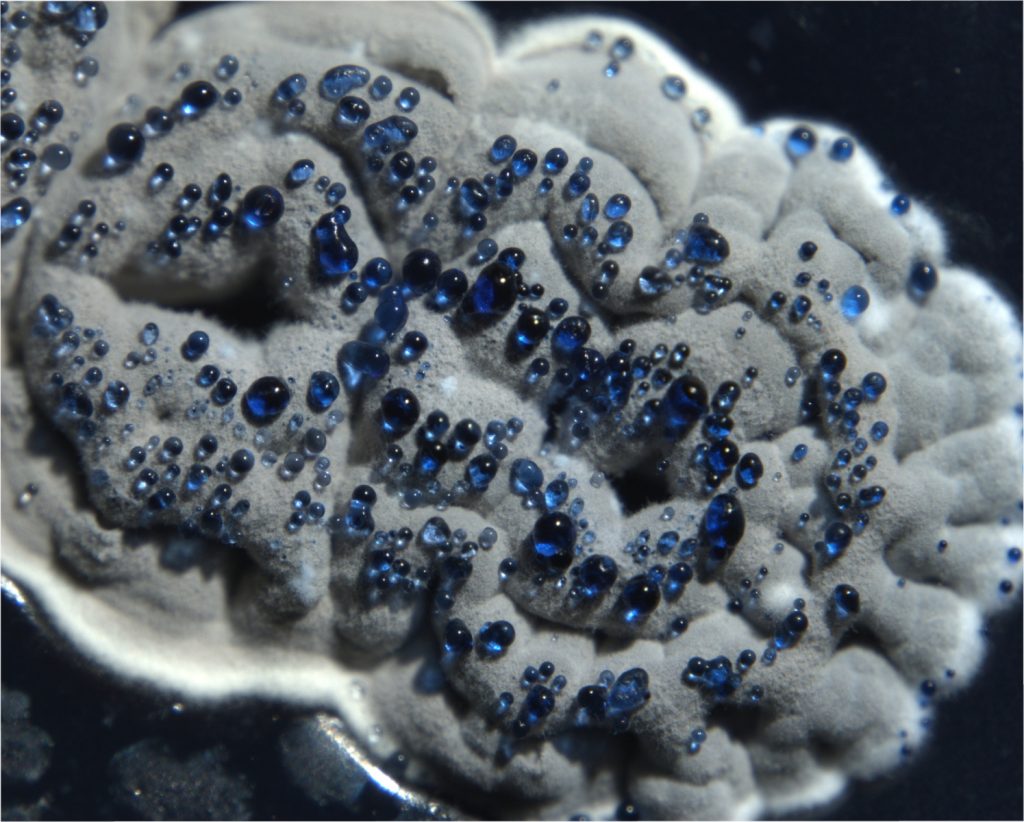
[1,3,1021,819]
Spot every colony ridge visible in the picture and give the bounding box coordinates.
[1,2,1021,819]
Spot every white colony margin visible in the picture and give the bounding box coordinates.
[0,2,1021,819]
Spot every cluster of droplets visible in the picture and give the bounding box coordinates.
[14,16,1020,818]
[1,0,110,237]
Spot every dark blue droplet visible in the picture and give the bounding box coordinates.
[736,453,763,489]
[478,620,516,656]
[823,521,852,559]
[179,80,219,117]
[551,316,590,359]
[401,248,441,295]
[606,669,649,717]
[58,382,93,418]
[616,574,660,623]
[320,64,370,100]
[1,112,25,141]
[342,341,393,391]
[335,96,370,127]
[820,349,846,379]
[830,138,854,161]
[908,262,938,299]
[465,454,498,490]
[211,378,237,405]
[683,223,729,264]
[181,330,209,361]
[510,458,543,494]
[380,387,419,438]
[702,494,744,559]
[314,206,359,278]
[531,512,575,574]
[490,134,516,163]
[574,554,617,600]
[105,122,144,166]
[857,486,885,508]
[240,185,283,229]
[510,148,537,178]
[459,177,489,215]
[1,196,31,232]
[307,371,340,411]
[361,116,417,151]
[275,73,307,102]
[833,584,860,617]
[462,261,517,319]
[242,376,291,423]
[786,126,816,159]
[663,375,707,437]
[359,257,392,292]
[443,618,473,655]
[71,1,107,32]
[663,561,692,600]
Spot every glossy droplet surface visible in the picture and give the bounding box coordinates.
[240,185,283,229]
[242,376,291,423]
[462,261,516,319]
[314,207,359,278]
[663,375,707,437]
[702,494,744,559]
[531,512,576,574]
[574,554,617,600]
[380,387,419,438]
[307,371,340,411]
[616,574,660,623]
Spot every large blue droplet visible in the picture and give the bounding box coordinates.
[683,223,729,263]
[616,574,660,623]
[58,382,93,418]
[338,341,389,390]
[379,387,419,438]
[401,249,441,295]
[841,285,870,318]
[362,116,418,151]
[443,618,473,655]
[240,185,283,230]
[606,668,649,717]
[908,262,938,299]
[786,126,816,159]
[823,521,852,559]
[462,262,517,319]
[465,454,498,489]
[319,64,370,99]
[530,512,575,574]
[307,371,340,411]
[459,178,489,215]
[374,293,408,335]
[701,494,744,559]
[833,584,860,618]
[510,458,543,495]
[663,375,707,437]
[313,207,358,277]
[551,316,590,359]
[242,376,291,423]
[181,330,209,362]
[574,554,617,600]
[1,197,31,233]
[478,620,516,656]
[105,122,145,166]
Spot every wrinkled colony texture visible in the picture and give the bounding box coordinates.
[2,2,1022,819]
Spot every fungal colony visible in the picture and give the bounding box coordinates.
[1,3,1020,819]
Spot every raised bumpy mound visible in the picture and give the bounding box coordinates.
[2,3,1021,819]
